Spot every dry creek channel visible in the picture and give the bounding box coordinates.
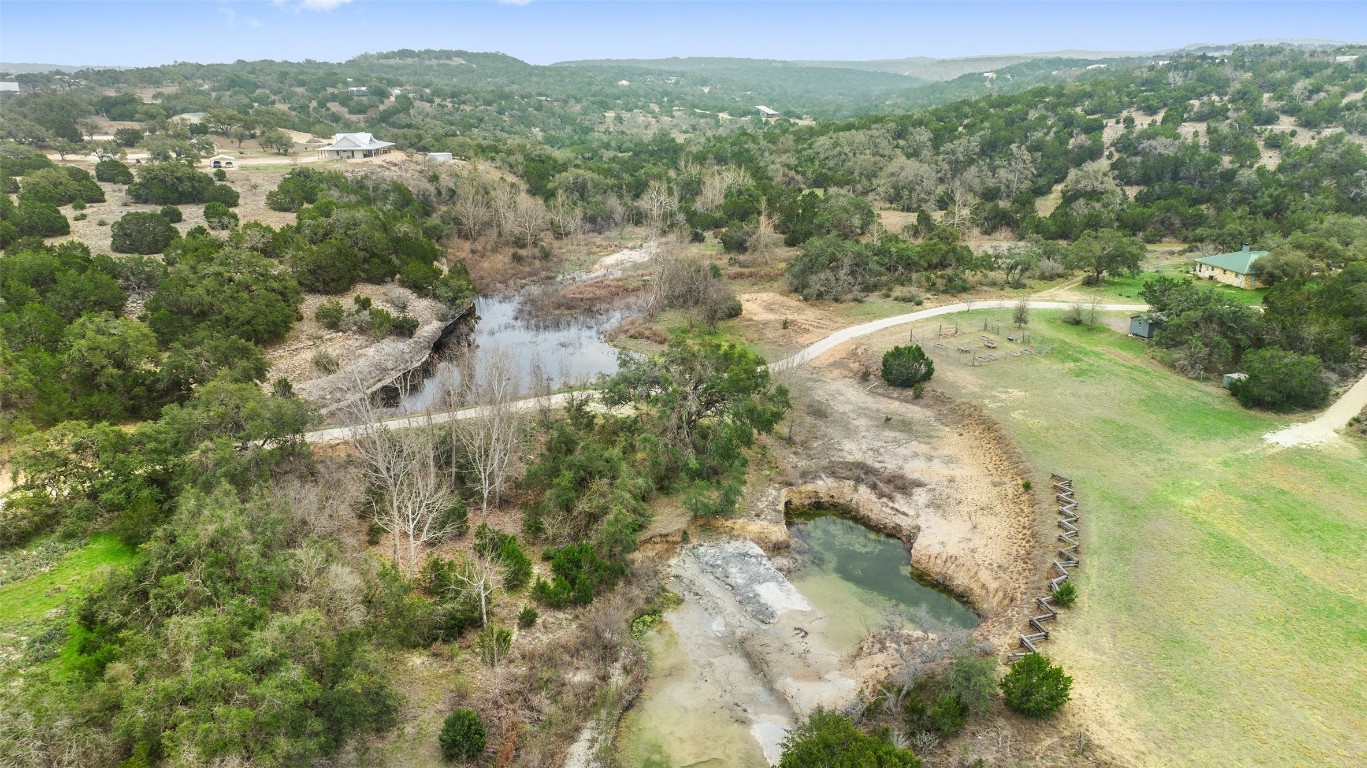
[614,511,978,768]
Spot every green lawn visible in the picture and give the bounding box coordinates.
[928,312,1366,767]
[1089,264,1269,306]
[0,535,135,633]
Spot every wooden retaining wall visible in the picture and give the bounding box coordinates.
[1008,473,1079,661]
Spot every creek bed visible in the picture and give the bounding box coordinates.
[616,513,976,767]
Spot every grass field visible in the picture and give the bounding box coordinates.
[924,311,1365,767]
[0,535,134,636]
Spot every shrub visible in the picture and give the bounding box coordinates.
[1000,653,1072,717]
[476,625,512,666]
[392,313,420,338]
[517,606,538,629]
[439,499,469,539]
[204,201,238,230]
[881,345,934,388]
[1230,348,1330,412]
[71,199,86,211]
[438,708,486,763]
[95,158,134,184]
[1052,581,1077,607]
[946,650,998,717]
[203,183,240,207]
[928,693,969,735]
[111,211,177,254]
[779,708,921,768]
[531,543,623,608]
[315,299,345,330]
[368,306,395,337]
[312,349,340,374]
[213,168,228,182]
[72,213,87,221]
[159,205,183,223]
[474,525,533,591]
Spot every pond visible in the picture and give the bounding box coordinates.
[398,289,627,412]
[787,511,979,649]
[616,513,977,768]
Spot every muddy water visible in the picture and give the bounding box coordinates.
[399,290,626,411]
[616,625,772,768]
[616,516,976,768]
[788,512,979,648]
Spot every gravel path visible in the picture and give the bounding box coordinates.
[1263,370,1367,447]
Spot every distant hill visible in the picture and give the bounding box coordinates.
[0,62,126,74]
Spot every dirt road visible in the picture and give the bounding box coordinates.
[1263,370,1367,446]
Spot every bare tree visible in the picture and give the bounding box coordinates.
[443,347,527,516]
[449,553,502,628]
[451,174,494,241]
[749,198,780,264]
[346,385,455,579]
[547,191,585,239]
[638,179,678,235]
[511,191,548,247]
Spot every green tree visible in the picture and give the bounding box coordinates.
[94,157,134,184]
[11,198,70,237]
[260,130,295,155]
[438,708,487,763]
[147,247,302,344]
[127,161,217,204]
[779,709,921,768]
[1230,348,1331,411]
[113,126,144,147]
[62,313,160,413]
[111,211,178,254]
[1068,228,1145,285]
[1000,652,1073,717]
[881,345,935,388]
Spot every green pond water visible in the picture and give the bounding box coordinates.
[787,512,979,648]
[616,513,978,767]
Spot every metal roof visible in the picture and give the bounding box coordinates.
[1193,248,1268,275]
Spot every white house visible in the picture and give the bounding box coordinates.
[755,105,780,121]
[317,132,395,160]
[347,86,368,96]
[0,82,20,93]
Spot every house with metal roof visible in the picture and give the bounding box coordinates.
[316,132,395,160]
[755,105,780,121]
[1192,245,1268,289]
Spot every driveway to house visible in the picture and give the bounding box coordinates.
[1263,370,1367,447]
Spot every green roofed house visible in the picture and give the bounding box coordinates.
[1193,245,1268,289]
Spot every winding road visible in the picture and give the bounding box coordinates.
[303,298,1366,448]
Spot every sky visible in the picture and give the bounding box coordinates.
[1,1,1364,68]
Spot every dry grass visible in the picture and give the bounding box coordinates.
[804,460,926,500]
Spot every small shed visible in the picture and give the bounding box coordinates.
[426,152,453,163]
[1222,372,1248,389]
[1129,312,1166,339]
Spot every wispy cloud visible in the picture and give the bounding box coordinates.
[272,0,354,12]
[249,18,264,29]
[218,6,237,29]
[497,0,533,6]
